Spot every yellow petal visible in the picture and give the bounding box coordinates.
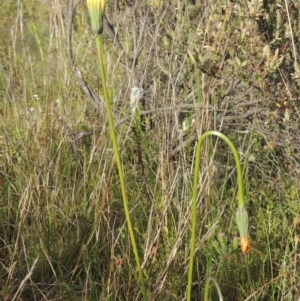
[241,237,250,254]
[87,0,107,33]
[87,0,106,11]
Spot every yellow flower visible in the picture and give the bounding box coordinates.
[240,236,251,254]
[87,0,107,33]
[236,207,250,254]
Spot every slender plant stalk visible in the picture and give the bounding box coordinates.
[187,131,248,301]
[95,35,147,300]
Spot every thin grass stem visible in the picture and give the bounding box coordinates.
[204,276,224,301]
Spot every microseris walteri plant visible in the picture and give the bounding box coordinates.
[86,0,147,299]
[87,0,107,34]
[187,131,250,301]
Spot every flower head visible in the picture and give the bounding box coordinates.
[87,0,107,33]
[236,207,250,254]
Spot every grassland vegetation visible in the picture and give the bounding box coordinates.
[0,0,300,300]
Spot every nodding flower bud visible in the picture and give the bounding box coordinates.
[236,207,250,254]
[87,0,107,34]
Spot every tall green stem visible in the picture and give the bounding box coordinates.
[187,131,245,301]
[95,35,147,300]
